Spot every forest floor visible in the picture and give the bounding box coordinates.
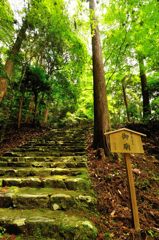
[87,123,159,240]
[0,127,47,156]
[0,123,159,240]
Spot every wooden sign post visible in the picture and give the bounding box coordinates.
[105,128,146,232]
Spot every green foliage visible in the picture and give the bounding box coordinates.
[19,0,88,124]
[147,73,159,119]
[136,178,150,190]
[101,0,159,123]
[0,0,89,127]
[1,0,159,127]
[0,0,14,45]
[106,73,142,125]
[104,231,112,240]
[21,65,51,94]
[0,59,4,76]
[0,226,6,237]
[147,229,159,238]
[148,73,159,98]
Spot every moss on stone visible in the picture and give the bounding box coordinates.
[0,127,98,239]
[0,209,97,239]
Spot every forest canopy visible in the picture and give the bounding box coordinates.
[0,0,159,132]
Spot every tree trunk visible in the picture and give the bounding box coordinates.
[0,78,7,102]
[138,55,151,120]
[43,108,49,125]
[0,19,28,102]
[33,93,38,126]
[89,0,110,155]
[122,77,130,122]
[18,95,24,129]
[26,96,35,125]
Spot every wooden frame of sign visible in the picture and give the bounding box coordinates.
[105,128,146,232]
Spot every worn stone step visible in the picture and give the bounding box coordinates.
[28,142,86,147]
[0,126,97,239]
[0,167,87,177]
[14,236,54,240]
[3,151,86,157]
[29,138,86,144]
[0,155,87,168]
[48,130,86,134]
[0,155,87,162]
[21,140,86,145]
[0,160,87,168]
[12,147,85,153]
[0,208,97,239]
[0,187,96,210]
[33,142,86,148]
[1,175,90,190]
[28,138,85,143]
[38,134,85,139]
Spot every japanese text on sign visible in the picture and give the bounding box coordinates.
[108,130,144,153]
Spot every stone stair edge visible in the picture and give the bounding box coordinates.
[0,208,98,239]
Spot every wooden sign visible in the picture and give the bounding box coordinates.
[105,128,146,154]
[105,128,146,233]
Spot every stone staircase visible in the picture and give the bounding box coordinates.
[0,127,97,240]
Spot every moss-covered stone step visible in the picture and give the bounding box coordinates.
[0,208,97,240]
[21,138,86,149]
[0,160,87,168]
[3,151,86,157]
[0,235,54,240]
[13,147,85,154]
[29,134,86,140]
[1,175,90,190]
[18,149,86,154]
[0,167,87,177]
[28,142,86,147]
[29,142,86,148]
[28,135,85,140]
[0,155,87,162]
[0,126,98,238]
[43,131,86,137]
[14,145,85,151]
[0,156,87,169]
[0,187,96,210]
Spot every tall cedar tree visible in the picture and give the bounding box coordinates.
[138,55,151,120]
[122,76,130,122]
[89,0,110,155]
[0,18,28,102]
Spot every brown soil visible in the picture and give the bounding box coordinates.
[87,124,159,240]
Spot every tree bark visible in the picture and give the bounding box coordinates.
[89,0,110,155]
[122,77,130,122]
[26,96,35,125]
[138,55,151,120]
[33,92,39,126]
[18,95,24,129]
[43,108,49,125]
[0,78,7,102]
[0,19,28,102]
